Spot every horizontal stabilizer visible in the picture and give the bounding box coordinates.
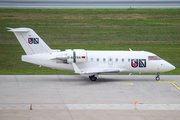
[7,27,29,33]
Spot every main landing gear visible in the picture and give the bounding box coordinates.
[89,75,97,81]
[155,73,160,81]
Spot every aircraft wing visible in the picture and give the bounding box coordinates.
[84,70,120,75]
[82,69,120,75]
[72,63,121,75]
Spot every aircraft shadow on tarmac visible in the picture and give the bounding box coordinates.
[58,75,154,85]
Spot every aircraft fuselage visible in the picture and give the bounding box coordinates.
[22,49,175,75]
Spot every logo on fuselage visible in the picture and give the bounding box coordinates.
[131,59,146,68]
[28,38,39,44]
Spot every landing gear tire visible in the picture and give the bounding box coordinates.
[155,73,160,81]
[89,75,97,81]
[155,76,160,81]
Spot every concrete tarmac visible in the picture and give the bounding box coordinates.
[0,75,180,120]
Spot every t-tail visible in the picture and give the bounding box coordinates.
[7,27,53,55]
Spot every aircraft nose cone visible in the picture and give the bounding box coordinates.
[167,63,176,71]
[171,64,176,70]
[161,61,176,72]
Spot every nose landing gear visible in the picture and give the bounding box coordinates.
[155,73,160,81]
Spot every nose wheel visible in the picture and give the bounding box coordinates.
[89,75,97,81]
[155,73,160,81]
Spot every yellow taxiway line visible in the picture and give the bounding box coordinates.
[158,81,180,83]
[158,81,180,91]
[117,82,134,85]
[116,81,180,90]
[171,83,180,91]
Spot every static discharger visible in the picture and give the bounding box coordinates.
[134,101,137,109]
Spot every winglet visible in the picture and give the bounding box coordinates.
[129,48,132,51]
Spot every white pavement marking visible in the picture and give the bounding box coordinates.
[0,104,30,110]
[66,104,180,110]
[1,104,180,110]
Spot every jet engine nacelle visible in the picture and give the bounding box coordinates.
[56,49,87,64]
[74,49,87,63]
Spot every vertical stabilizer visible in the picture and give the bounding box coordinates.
[7,27,52,55]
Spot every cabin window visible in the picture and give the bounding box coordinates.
[122,58,124,62]
[103,58,106,62]
[128,58,130,62]
[97,58,99,62]
[91,58,93,62]
[109,58,112,62]
[116,58,118,62]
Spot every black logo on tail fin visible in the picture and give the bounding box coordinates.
[28,38,39,44]
[34,38,39,44]
[28,38,33,44]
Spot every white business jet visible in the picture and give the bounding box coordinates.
[7,28,175,81]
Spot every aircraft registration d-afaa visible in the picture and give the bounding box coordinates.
[7,28,175,81]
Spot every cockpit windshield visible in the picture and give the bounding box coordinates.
[148,56,162,60]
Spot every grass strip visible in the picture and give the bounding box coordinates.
[0,9,179,74]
